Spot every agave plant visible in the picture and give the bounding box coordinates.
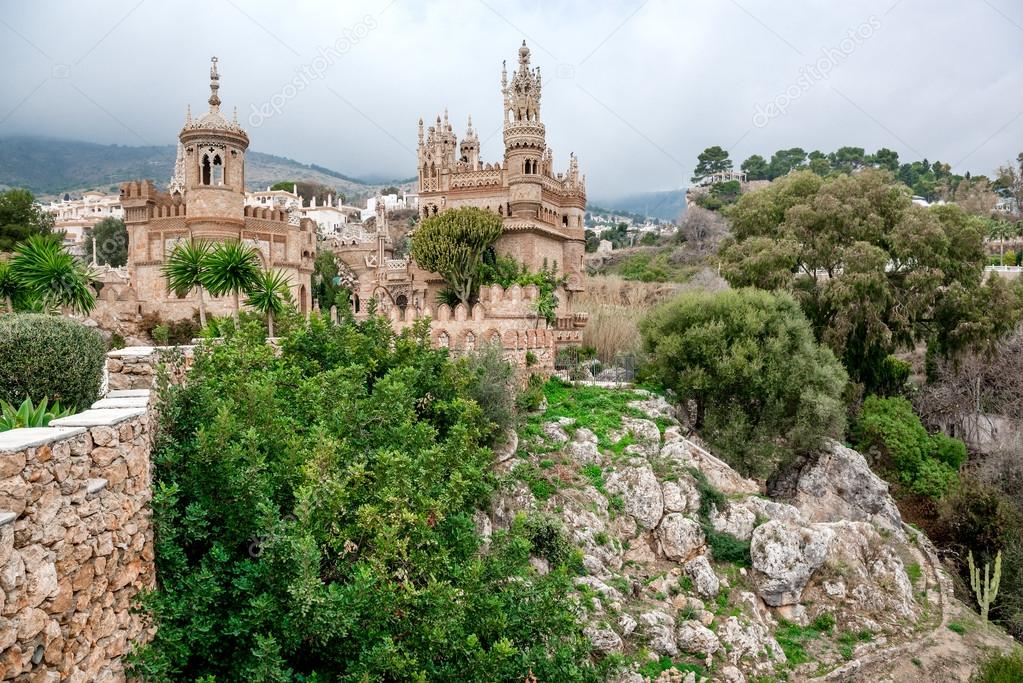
[162,239,214,327]
[202,241,260,325]
[244,268,293,337]
[10,234,96,315]
[0,397,75,432]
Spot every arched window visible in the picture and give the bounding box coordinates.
[464,331,476,351]
[212,155,224,185]
[201,154,211,185]
[438,331,449,348]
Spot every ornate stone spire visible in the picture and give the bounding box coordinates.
[208,56,221,111]
[503,40,542,125]
[168,142,186,195]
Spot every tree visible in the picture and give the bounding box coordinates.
[410,206,503,305]
[0,261,26,313]
[870,148,900,173]
[0,188,53,252]
[202,241,260,324]
[312,250,345,312]
[740,154,769,181]
[9,234,95,315]
[162,239,214,327]
[767,148,807,179]
[679,206,729,254]
[639,288,848,478]
[995,153,1023,218]
[691,146,732,184]
[829,146,866,174]
[720,169,1011,392]
[245,268,293,337]
[84,217,128,266]
[807,150,831,176]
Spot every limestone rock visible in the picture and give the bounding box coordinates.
[709,502,757,541]
[657,514,704,561]
[565,427,601,466]
[541,420,570,445]
[628,393,676,420]
[584,624,623,653]
[606,465,663,529]
[676,619,720,656]
[638,610,677,656]
[662,475,700,514]
[620,417,661,457]
[660,441,758,495]
[717,616,787,669]
[792,440,903,535]
[490,481,535,529]
[750,520,833,606]
[683,554,719,598]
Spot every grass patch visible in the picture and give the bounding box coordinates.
[688,466,752,566]
[636,656,706,679]
[948,621,967,635]
[775,617,842,667]
[906,563,922,584]
[581,464,607,494]
[837,629,874,660]
[539,378,645,448]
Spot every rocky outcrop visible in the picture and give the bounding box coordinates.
[606,465,663,530]
[790,440,903,535]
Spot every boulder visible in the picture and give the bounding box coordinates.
[657,514,704,561]
[638,610,677,656]
[628,393,676,420]
[750,520,833,606]
[683,555,720,598]
[710,502,757,541]
[791,440,903,536]
[619,417,661,457]
[606,465,663,529]
[676,619,720,656]
[585,624,623,653]
[716,616,787,669]
[565,427,601,465]
[662,476,700,514]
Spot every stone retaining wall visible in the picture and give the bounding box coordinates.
[106,346,194,392]
[0,363,160,680]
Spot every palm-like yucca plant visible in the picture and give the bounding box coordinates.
[162,239,214,326]
[10,234,96,315]
[0,260,26,313]
[0,397,75,432]
[245,268,293,337]
[202,241,260,325]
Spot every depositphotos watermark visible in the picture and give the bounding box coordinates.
[248,15,378,127]
[752,16,881,128]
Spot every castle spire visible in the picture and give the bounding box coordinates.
[208,56,221,111]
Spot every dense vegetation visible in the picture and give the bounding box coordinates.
[639,288,847,478]
[0,188,54,252]
[83,216,128,266]
[0,313,104,410]
[131,316,599,682]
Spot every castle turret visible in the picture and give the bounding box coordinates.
[178,57,249,233]
[459,116,480,169]
[503,41,546,220]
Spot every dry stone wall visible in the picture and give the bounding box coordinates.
[0,347,166,682]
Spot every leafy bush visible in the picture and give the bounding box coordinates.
[0,314,104,410]
[131,316,599,682]
[640,289,848,478]
[458,342,518,442]
[971,652,1023,683]
[855,395,966,498]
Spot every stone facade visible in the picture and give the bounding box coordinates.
[94,58,316,326]
[0,393,155,682]
[328,41,587,361]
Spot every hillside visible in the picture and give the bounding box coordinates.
[591,189,687,222]
[0,136,412,200]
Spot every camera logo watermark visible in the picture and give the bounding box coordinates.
[753,16,881,128]
[249,15,378,127]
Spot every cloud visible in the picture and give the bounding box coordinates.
[0,0,1021,197]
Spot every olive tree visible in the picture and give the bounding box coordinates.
[640,288,848,478]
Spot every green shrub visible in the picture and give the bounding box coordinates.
[130,316,599,682]
[0,314,104,410]
[458,342,517,442]
[855,395,967,499]
[641,289,848,478]
[971,652,1023,682]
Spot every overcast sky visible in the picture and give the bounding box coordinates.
[0,0,1021,199]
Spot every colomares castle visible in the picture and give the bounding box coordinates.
[2,6,1023,683]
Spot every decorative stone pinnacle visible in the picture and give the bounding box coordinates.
[208,56,221,110]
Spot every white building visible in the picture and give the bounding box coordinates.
[359,192,418,222]
[244,186,362,239]
[41,191,124,257]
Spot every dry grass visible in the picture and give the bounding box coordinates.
[574,271,730,359]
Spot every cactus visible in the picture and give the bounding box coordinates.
[968,549,1001,622]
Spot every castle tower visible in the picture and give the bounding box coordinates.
[503,41,546,220]
[459,116,480,169]
[178,57,250,236]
